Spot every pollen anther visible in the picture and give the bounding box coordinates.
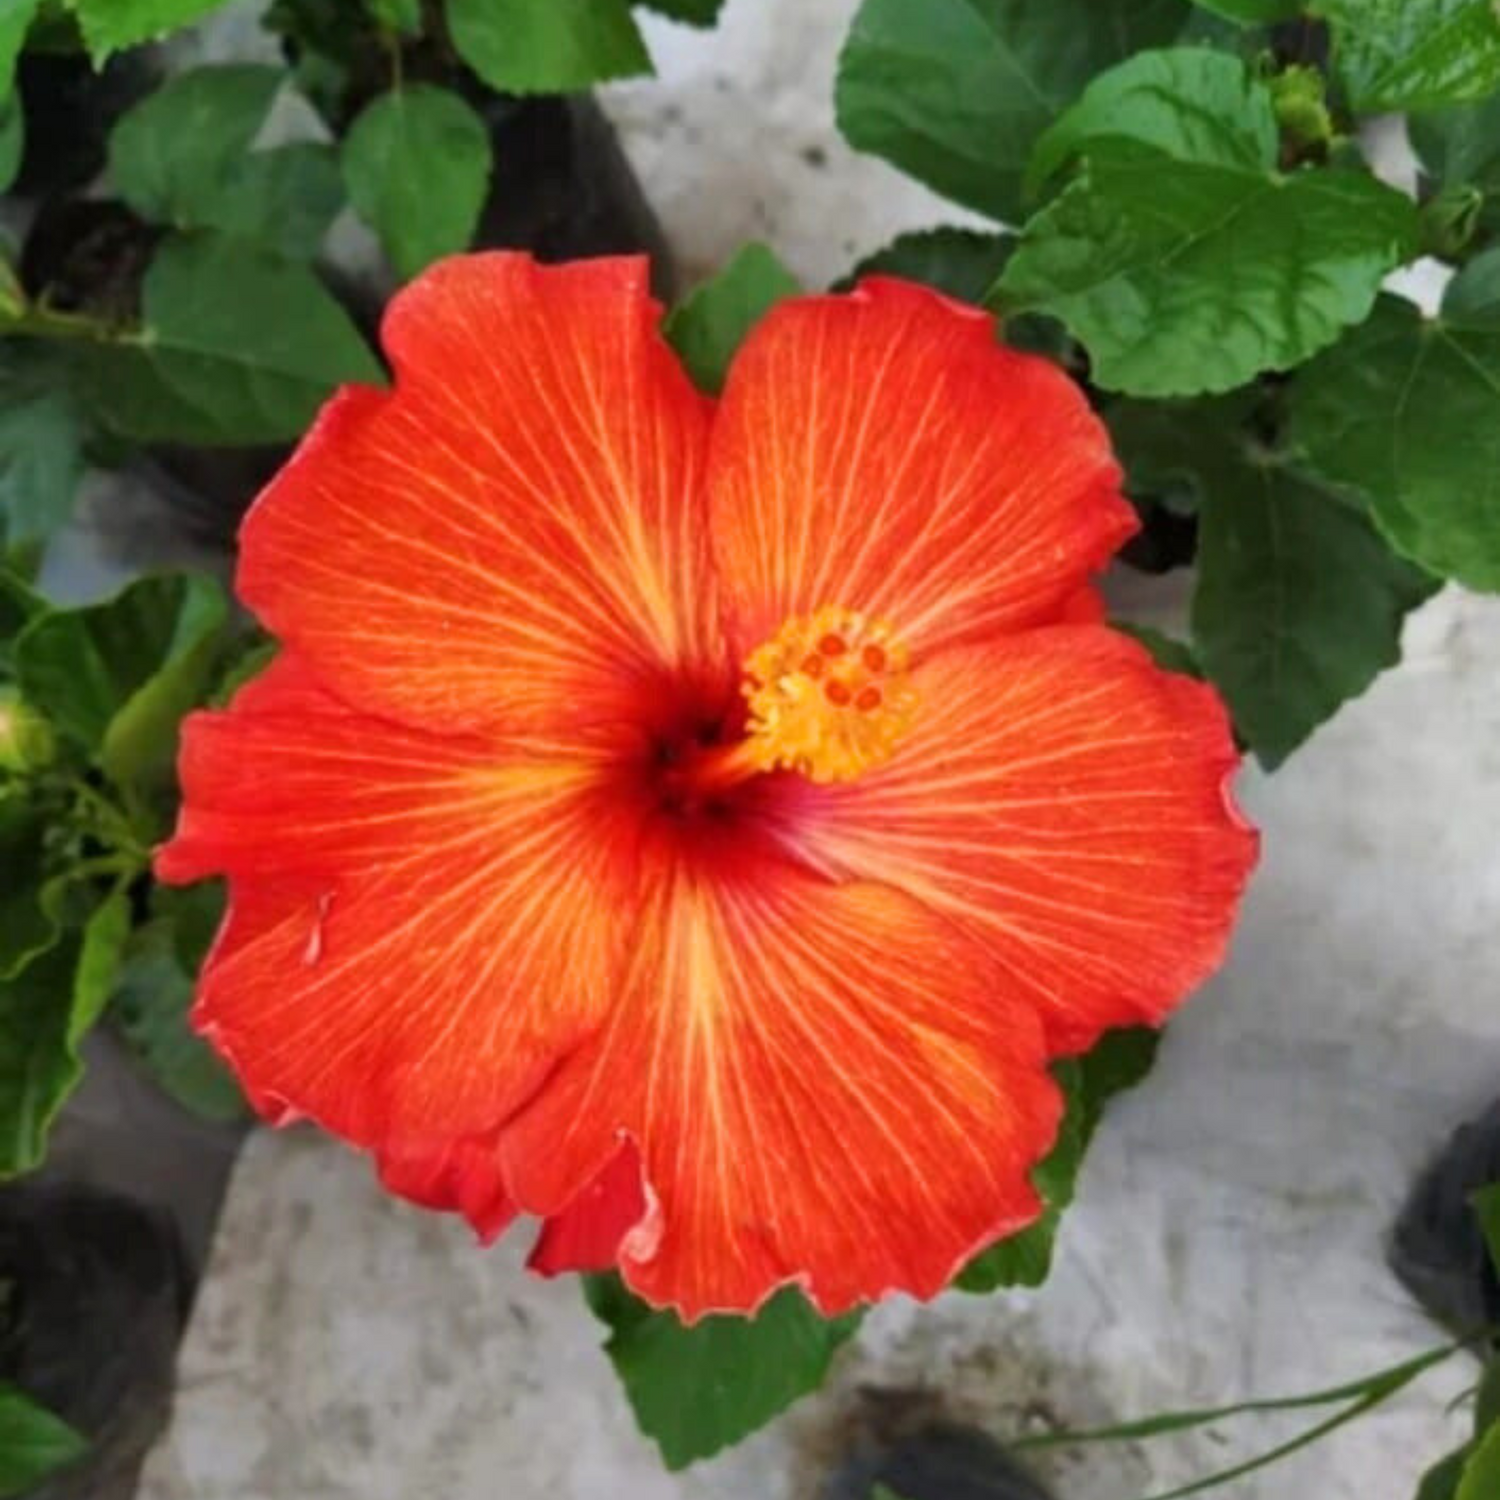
[742,606,917,783]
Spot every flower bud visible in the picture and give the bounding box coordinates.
[1271,65,1334,156]
[1421,184,1484,262]
[0,688,56,774]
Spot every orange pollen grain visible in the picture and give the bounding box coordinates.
[739,605,919,784]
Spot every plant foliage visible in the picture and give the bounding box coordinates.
[1,0,1498,1481]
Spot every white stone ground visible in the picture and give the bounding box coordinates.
[141,4,1499,1497]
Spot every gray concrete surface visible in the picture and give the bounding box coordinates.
[139,4,1499,1497]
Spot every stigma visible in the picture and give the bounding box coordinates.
[741,606,917,783]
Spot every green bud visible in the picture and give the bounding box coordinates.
[366,0,421,33]
[1271,65,1334,155]
[0,687,56,774]
[1421,183,1485,261]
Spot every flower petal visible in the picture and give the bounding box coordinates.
[785,628,1257,1055]
[377,1137,518,1244]
[238,254,722,736]
[156,659,639,1152]
[528,1144,651,1276]
[376,1133,648,1267]
[498,848,1061,1320]
[706,277,1135,657]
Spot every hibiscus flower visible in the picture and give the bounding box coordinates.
[158,254,1255,1321]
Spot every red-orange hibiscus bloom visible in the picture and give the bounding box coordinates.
[158,254,1256,1321]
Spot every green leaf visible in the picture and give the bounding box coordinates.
[1107,390,1258,514]
[1175,8,1273,49]
[1474,1184,1500,1280]
[846,226,1013,305]
[997,51,1417,396]
[73,233,383,446]
[1192,0,1300,19]
[0,1384,85,1498]
[638,0,724,24]
[0,1,40,100]
[157,882,226,967]
[958,1028,1158,1292]
[1458,1422,1500,1500]
[585,1276,860,1469]
[0,790,56,981]
[342,85,493,281]
[1413,93,1500,190]
[1189,430,1437,767]
[0,346,86,555]
[109,65,341,259]
[1074,1025,1161,1125]
[663,243,800,395]
[107,65,285,225]
[210,636,277,707]
[67,0,233,61]
[0,892,128,1176]
[102,594,225,797]
[834,0,1189,224]
[0,568,41,654]
[202,143,344,261]
[958,1064,1086,1291]
[446,0,652,94]
[1411,94,1500,242]
[1420,1446,1475,1500]
[1027,47,1278,195]
[0,90,21,194]
[1001,151,1414,396]
[1109,392,1437,763]
[1439,246,1500,325]
[111,905,245,1123]
[14,574,227,797]
[1320,0,1500,114]
[1288,264,1500,592]
[1117,624,1203,678]
[1477,1357,1500,1435]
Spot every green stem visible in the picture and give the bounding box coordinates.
[68,853,145,883]
[1010,1335,1485,1500]
[1132,1354,1463,1500]
[67,778,149,862]
[1010,1337,1473,1452]
[0,300,131,346]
